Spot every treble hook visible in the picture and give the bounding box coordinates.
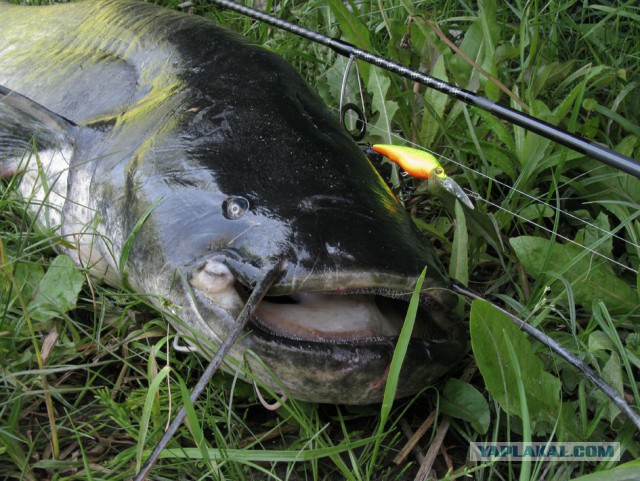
[339,54,367,141]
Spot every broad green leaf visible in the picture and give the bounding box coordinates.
[516,100,555,172]
[367,70,398,144]
[518,204,554,221]
[446,199,504,254]
[440,378,490,434]
[322,55,350,106]
[484,68,500,102]
[569,460,640,481]
[588,162,640,211]
[474,109,515,152]
[616,135,639,158]
[583,212,613,258]
[478,0,499,66]
[554,80,587,124]
[420,54,449,147]
[557,401,583,440]
[478,0,500,103]
[448,19,483,87]
[27,255,84,322]
[510,236,639,315]
[588,331,615,353]
[470,299,562,434]
[588,101,640,138]
[529,61,577,98]
[593,351,624,424]
[5,260,44,305]
[327,0,372,83]
[412,216,451,246]
[326,0,371,49]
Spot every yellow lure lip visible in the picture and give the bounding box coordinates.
[372,144,445,180]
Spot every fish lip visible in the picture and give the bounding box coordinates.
[211,251,434,297]
[245,299,467,404]
[248,318,394,346]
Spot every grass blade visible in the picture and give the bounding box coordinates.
[136,365,171,472]
[368,266,427,476]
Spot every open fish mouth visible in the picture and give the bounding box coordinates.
[244,280,464,404]
[188,256,455,347]
[251,290,444,344]
[185,256,464,404]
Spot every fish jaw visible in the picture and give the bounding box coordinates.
[246,322,465,404]
[182,254,465,404]
[247,282,465,405]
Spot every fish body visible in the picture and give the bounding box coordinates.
[0,0,465,403]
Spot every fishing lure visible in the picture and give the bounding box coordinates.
[372,144,474,210]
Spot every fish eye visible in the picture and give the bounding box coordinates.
[435,167,444,176]
[223,196,249,220]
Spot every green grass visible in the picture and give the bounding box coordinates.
[2,0,640,480]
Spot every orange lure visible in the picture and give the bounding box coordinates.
[372,144,474,209]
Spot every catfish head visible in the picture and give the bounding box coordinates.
[110,22,467,404]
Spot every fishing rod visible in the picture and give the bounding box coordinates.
[209,0,640,179]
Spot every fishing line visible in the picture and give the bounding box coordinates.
[208,0,640,178]
[330,102,640,275]
[134,261,284,481]
[467,189,639,275]
[431,148,640,273]
[459,164,640,257]
[413,144,640,273]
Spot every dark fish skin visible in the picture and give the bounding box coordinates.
[0,0,465,403]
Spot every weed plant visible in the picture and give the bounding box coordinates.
[1,0,639,480]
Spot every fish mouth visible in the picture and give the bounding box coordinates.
[249,289,447,344]
[188,255,457,346]
[186,256,464,403]
[245,281,464,404]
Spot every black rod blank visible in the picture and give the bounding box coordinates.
[209,0,640,179]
